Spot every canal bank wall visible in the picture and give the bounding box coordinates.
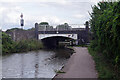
[53,47,98,79]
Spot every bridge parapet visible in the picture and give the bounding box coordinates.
[37,28,86,31]
[35,22,90,45]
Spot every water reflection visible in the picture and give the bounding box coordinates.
[35,52,39,78]
[2,48,72,78]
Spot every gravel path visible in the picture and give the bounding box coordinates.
[53,47,98,79]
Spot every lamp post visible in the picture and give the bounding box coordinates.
[20,13,24,29]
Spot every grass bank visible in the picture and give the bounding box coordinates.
[2,31,44,55]
[12,39,44,53]
[2,39,44,55]
[88,1,120,79]
[88,47,119,80]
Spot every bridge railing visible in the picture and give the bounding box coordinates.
[37,28,86,31]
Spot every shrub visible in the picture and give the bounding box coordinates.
[89,1,120,79]
[2,32,44,54]
[2,32,14,54]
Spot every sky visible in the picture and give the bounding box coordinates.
[0,0,102,31]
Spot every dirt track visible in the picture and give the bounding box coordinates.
[53,47,98,79]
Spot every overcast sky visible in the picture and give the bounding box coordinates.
[0,0,102,31]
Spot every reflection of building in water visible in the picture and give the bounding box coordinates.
[35,52,39,78]
[21,54,24,78]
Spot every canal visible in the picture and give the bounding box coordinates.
[2,48,73,78]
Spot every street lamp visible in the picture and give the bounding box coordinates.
[20,13,24,29]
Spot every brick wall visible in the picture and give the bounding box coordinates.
[6,29,35,41]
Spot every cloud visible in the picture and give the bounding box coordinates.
[0,3,22,30]
[31,15,69,25]
[0,0,67,4]
[0,0,100,31]
[73,14,85,18]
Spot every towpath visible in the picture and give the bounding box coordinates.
[53,47,98,79]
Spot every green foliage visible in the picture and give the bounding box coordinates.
[27,28,35,30]
[2,32,44,54]
[39,22,49,25]
[56,23,72,30]
[54,70,66,73]
[89,1,120,79]
[88,47,115,79]
[13,39,43,53]
[6,28,24,33]
[2,32,15,53]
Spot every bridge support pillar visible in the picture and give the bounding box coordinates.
[35,23,39,40]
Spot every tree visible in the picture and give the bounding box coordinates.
[56,23,72,30]
[39,22,49,25]
[2,32,14,53]
[90,1,120,65]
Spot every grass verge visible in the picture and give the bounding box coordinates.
[54,70,66,74]
[88,47,119,80]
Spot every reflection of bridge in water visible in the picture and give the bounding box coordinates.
[35,22,89,48]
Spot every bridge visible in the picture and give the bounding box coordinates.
[35,22,89,47]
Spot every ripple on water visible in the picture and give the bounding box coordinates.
[2,49,70,78]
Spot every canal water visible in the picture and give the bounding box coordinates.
[2,49,72,78]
